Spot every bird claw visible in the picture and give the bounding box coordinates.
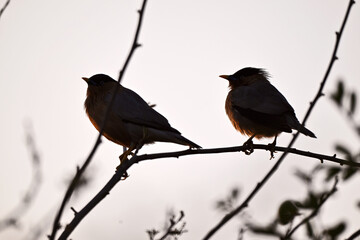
[116,164,129,180]
[267,142,277,160]
[243,139,254,155]
[117,152,131,180]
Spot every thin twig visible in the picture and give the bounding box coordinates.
[57,157,133,239]
[157,211,187,240]
[346,228,360,240]
[202,1,355,239]
[48,1,148,239]
[0,125,42,231]
[285,177,339,239]
[133,144,360,168]
[0,0,10,20]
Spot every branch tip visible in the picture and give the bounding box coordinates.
[70,207,78,215]
[51,0,149,239]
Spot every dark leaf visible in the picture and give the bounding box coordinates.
[215,187,240,212]
[342,167,357,181]
[330,80,345,107]
[215,200,226,211]
[306,221,314,238]
[277,200,300,225]
[294,169,312,185]
[311,164,325,174]
[325,167,341,182]
[237,228,245,240]
[357,126,360,137]
[334,144,352,157]
[349,91,357,115]
[247,223,278,236]
[231,188,240,200]
[300,191,321,209]
[323,221,346,240]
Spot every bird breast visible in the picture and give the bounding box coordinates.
[225,92,281,139]
[85,92,133,147]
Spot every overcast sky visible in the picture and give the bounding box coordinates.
[0,0,359,239]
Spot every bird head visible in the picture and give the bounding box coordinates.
[82,74,116,87]
[220,67,269,89]
[82,74,118,97]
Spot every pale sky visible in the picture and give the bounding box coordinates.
[0,0,359,239]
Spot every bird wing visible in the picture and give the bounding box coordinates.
[230,81,294,115]
[230,81,295,132]
[105,87,180,134]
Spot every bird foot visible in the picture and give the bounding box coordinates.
[267,142,277,160]
[117,152,131,180]
[115,164,129,180]
[243,139,254,155]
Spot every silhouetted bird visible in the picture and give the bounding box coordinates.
[220,67,315,154]
[83,74,200,163]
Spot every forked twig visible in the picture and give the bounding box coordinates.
[48,0,148,239]
[202,1,356,239]
[285,177,339,238]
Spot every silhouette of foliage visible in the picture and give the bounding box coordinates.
[147,210,187,240]
[215,187,241,213]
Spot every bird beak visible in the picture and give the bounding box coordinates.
[82,77,89,83]
[219,75,229,80]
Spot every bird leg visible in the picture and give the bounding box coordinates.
[243,134,256,155]
[117,143,136,179]
[268,135,277,159]
[116,128,148,179]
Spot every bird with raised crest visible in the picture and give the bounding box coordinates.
[220,67,316,156]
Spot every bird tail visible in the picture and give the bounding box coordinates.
[286,116,316,138]
[175,135,202,149]
[147,128,201,148]
[298,125,316,138]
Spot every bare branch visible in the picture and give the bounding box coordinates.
[0,0,10,20]
[133,144,360,168]
[285,177,339,239]
[346,228,360,240]
[56,144,355,239]
[156,211,187,240]
[202,0,356,239]
[57,158,132,239]
[48,0,148,239]
[0,124,42,231]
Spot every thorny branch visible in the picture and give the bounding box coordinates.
[0,125,42,231]
[48,0,148,239]
[51,0,356,239]
[56,143,355,239]
[202,0,356,239]
[133,144,360,168]
[285,177,339,239]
